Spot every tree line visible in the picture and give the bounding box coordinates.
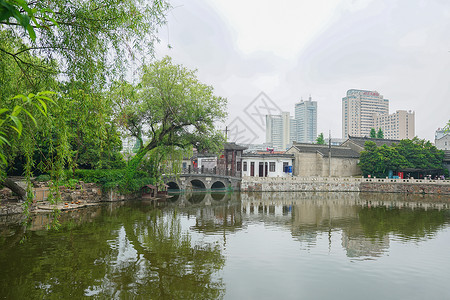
[359,138,448,178]
[0,1,227,205]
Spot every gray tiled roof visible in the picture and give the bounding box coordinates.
[342,136,401,150]
[223,142,248,151]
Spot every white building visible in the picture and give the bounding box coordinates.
[241,153,294,177]
[295,97,317,143]
[374,110,415,140]
[342,89,389,138]
[435,128,450,150]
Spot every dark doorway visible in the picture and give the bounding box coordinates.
[259,162,264,177]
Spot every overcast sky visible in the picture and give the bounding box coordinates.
[153,0,450,144]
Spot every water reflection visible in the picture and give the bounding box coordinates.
[239,192,450,260]
[0,192,450,298]
[0,202,225,299]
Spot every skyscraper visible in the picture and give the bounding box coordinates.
[342,89,389,138]
[294,96,317,143]
[266,112,295,150]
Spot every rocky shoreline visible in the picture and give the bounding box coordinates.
[0,180,136,216]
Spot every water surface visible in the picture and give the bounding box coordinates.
[1,192,449,299]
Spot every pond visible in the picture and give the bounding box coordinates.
[1,192,450,299]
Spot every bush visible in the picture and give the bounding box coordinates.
[73,169,154,193]
[35,174,51,182]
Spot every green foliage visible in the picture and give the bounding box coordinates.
[73,168,154,193]
[370,128,376,138]
[35,174,50,182]
[376,128,384,139]
[359,138,447,177]
[0,91,55,168]
[115,56,227,183]
[1,0,170,86]
[316,132,325,145]
[0,0,53,41]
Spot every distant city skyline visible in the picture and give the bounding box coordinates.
[154,0,450,143]
[265,97,317,150]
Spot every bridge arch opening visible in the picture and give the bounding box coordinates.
[211,181,226,190]
[190,179,206,190]
[167,182,180,190]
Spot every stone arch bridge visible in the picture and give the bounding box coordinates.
[163,174,241,191]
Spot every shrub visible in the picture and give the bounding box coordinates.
[73,169,154,193]
[35,174,51,182]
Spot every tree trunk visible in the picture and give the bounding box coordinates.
[1,177,27,201]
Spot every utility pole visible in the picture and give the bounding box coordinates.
[223,126,229,142]
[328,130,332,177]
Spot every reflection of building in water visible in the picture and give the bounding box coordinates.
[341,231,390,259]
[177,194,244,235]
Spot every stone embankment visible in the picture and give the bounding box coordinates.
[241,176,450,195]
[0,181,135,216]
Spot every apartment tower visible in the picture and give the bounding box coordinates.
[342,89,389,138]
[295,96,317,143]
[374,110,415,140]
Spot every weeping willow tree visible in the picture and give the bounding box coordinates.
[113,56,227,187]
[0,0,170,205]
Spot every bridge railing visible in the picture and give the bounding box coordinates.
[181,166,242,177]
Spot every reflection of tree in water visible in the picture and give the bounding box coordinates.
[117,210,225,299]
[358,206,450,240]
[0,205,225,299]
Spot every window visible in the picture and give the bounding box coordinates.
[237,162,241,172]
[283,162,288,172]
[269,162,276,172]
[243,161,247,171]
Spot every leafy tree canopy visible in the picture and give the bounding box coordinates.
[114,56,227,184]
[376,128,384,139]
[359,138,447,178]
[316,132,325,145]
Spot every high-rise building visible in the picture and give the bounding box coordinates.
[342,89,389,138]
[374,110,415,140]
[295,97,317,143]
[266,112,295,150]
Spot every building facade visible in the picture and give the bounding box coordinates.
[295,96,317,143]
[436,136,450,151]
[241,153,294,178]
[374,110,415,140]
[286,143,361,177]
[435,128,450,150]
[342,89,389,138]
[266,112,296,150]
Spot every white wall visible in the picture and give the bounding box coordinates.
[241,157,293,177]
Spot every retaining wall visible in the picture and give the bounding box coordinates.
[241,176,450,195]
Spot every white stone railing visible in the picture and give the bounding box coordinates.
[242,176,450,185]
